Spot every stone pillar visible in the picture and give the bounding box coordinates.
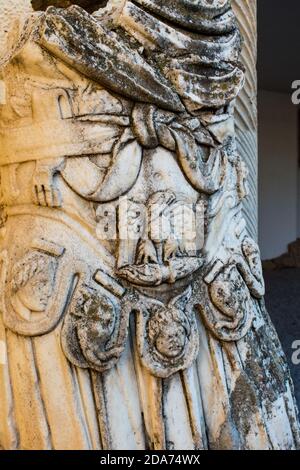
[233,0,258,241]
[0,1,299,451]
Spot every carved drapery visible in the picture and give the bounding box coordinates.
[0,1,299,451]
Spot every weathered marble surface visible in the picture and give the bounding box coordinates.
[0,0,299,450]
[233,0,258,241]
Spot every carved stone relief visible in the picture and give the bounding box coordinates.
[0,0,299,451]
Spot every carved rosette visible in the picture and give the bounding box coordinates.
[0,0,299,451]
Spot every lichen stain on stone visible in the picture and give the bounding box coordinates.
[210,418,241,450]
[230,372,259,439]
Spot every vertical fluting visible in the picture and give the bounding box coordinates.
[233,0,258,240]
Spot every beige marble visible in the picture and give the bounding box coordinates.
[0,0,299,450]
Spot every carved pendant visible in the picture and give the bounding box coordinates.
[62,282,128,372]
[133,287,199,378]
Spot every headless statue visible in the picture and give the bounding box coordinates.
[0,0,299,450]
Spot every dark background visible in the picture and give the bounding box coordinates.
[258,0,300,93]
[258,0,300,407]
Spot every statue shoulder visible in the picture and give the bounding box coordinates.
[0,12,43,70]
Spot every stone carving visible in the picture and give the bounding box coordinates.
[233,0,258,241]
[2,239,67,335]
[134,287,199,378]
[199,232,265,342]
[118,189,203,287]
[0,0,299,451]
[62,271,128,372]
[10,251,58,320]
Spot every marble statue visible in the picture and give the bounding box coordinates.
[0,0,299,450]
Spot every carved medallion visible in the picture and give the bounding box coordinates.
[62,282,129,372]
[134,287,199,378]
